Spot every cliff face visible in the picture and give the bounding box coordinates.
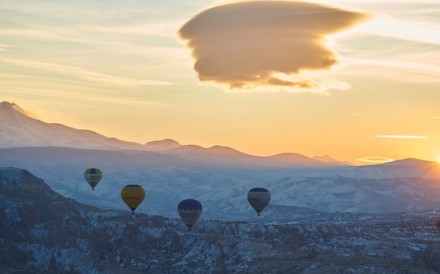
[1,167,440,274]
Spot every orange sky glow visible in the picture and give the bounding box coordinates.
[1,0,439,165]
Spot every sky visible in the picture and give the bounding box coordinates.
[1,0,439,164]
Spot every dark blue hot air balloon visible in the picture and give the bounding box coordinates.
[178,199,203,231]
[247,187,271,216]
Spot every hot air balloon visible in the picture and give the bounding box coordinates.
[436,219,440,231]
[247,187,271,216]
[84,168,102,190]
[121,185,145,214]
[178,199,203,231]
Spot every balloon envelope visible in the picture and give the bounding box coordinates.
[247,187,271,216]
[121,185,145,214]
[84,168,102,190]
[178,199,203,230]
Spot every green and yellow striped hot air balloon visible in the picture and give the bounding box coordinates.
[84,168,102,190]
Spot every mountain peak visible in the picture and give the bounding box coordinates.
[264,152,322,166]
[0,101,15,107]
[313,154,351,166]
[0,101,29,116]
[145,139,181,150]
[0,101,147,150]
[0,101,35,128]
[208,145,244,155]
[383,158,436,166]
[313,154,334,162]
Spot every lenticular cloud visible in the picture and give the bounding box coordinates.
[178,1,368,91]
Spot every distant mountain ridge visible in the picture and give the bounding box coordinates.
[2,103,440,226]
[352,158,440,179]
[0,101,346,167]
[144,138,181,150]
[314,154,351,166]
[381,158,434,166]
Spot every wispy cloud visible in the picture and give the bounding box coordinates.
[0,76,171,108]
[360,16,440,46]
[321,1,440,84]
[341,57,440,84]
[88,21,182,38]
[0,44,11,51]
[357,156,394,164]
[2,58,173,86]
[376,135,431,139]
[0,2,152,23]
[178,1,368,92]
[0,28,83,42]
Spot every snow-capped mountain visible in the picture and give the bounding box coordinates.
[313,154,351,166]
[155,145,337,168]
[1,146,439,219]
[0,101,343,167]
[268,175,440,213]
[0,101,145,150]
[264,152,326,167]
[2,101,440,219]
[1,168,440,273]
[344,158,440,180]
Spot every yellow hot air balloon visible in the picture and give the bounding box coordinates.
[121,185,145,214]
[84,168,102,190]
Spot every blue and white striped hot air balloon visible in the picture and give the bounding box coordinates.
[178,199,203,231]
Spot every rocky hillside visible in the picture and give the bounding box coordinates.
[1,167,440,273]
